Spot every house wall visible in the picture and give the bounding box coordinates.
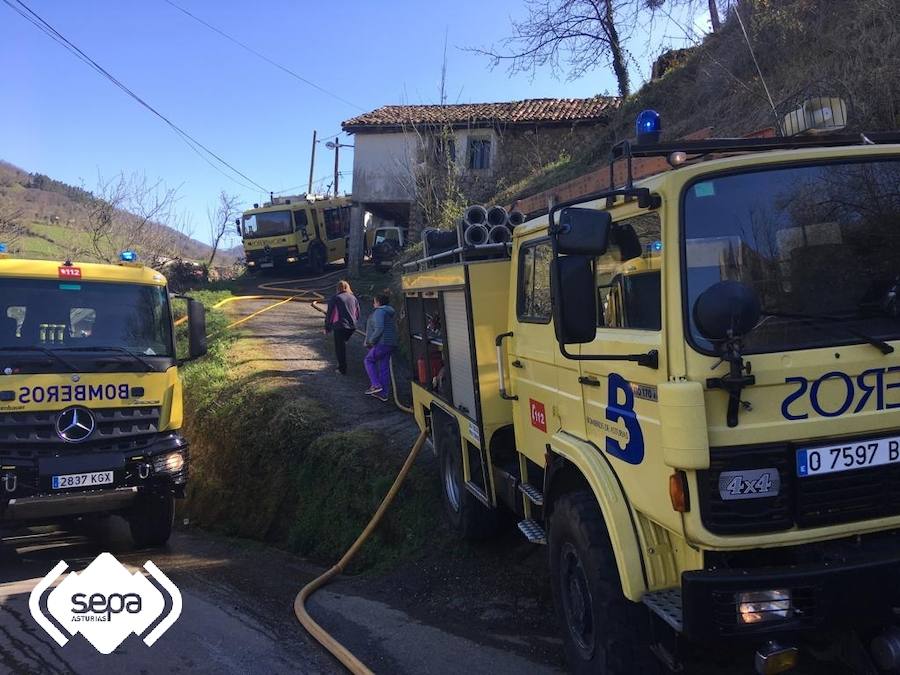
[349,120,609,230]
[456,122,607,205]
[351,132,418,203]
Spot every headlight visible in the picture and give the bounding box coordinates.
[737,589,792,624]
[153,451,185,474]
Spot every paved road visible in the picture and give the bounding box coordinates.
[0,518,562,674]
[0,521,335,674]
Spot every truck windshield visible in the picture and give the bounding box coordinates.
[1,280,174,366]
[684,159,900,354]
[242,210,293,239]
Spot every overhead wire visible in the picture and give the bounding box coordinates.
[161,0,365,112]
[3,0,269,194]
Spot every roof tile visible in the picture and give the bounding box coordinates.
[342,97,619,130]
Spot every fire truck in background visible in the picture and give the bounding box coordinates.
[401,111,900,673]
[0,247,207,547]
[237,194,351,274]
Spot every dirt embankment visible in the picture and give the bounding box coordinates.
[178,290,564,667]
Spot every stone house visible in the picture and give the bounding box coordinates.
[341,97,619,236]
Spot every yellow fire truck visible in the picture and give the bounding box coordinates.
[0,248,206,547]
[238,194,351,274]
[402,121,900,673]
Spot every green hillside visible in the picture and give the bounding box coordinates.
[0,160,230,264]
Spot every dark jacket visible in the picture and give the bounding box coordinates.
[365,305,397,347]
[325,292,360,332]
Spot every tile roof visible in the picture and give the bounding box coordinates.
[342,97,619,130]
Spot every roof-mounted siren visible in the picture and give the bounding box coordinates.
[635,109,661,145]
[0,243,8,258]
[782,97,847,136]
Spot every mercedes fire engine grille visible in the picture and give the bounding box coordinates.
[700,442,900,534]
[0,407,161,453]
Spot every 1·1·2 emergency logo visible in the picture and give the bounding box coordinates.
[29,552,182,655]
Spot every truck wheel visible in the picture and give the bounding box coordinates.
[308,244,326,275]
[549,491,660,675]
[129,493,174,548]
[438,429,500,540]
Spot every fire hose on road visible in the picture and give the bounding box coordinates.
[182,269,419,672]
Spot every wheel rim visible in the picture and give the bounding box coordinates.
[560,542,595,656]
[442,448,461,513]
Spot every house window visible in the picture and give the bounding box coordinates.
[517,240,552,323]
[468,138,491,170]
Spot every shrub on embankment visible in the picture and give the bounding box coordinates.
[177,294,440,571]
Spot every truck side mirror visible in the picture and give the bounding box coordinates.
[235,219,241,236]
[187,298,207,359]
[551,255,597,344]
[554,207,611,256]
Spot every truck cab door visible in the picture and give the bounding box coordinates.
[577,211,672,529]
[508,237,559,467]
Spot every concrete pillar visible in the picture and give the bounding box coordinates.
[348,203,365,278]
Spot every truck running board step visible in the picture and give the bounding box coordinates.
[517,519,547,545]
[642,587,683,632]
[518,482,544,506]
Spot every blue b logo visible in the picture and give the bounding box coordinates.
[606,373,644,465]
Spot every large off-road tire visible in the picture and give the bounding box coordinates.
[437,426,501,540]
[549,491,660,675]
[308,243,327,275]
[129,493,174,548]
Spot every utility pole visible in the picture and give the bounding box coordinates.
[307,129,317,195]
[325,139,354,197]
[333,141,340,196]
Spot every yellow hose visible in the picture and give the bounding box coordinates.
[293,429,428,674]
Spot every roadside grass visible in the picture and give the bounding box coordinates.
[178,289,440,572]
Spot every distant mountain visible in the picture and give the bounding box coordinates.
[0,160,235,265]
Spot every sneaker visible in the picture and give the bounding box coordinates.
[365,386,382,395]
[374,392,389,402]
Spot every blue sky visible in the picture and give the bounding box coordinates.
[0,0,703,246]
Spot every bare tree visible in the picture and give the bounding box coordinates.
[471,0,633,96]
[81,172,188,269]
[0,206,26,250]
[206,191,241,268]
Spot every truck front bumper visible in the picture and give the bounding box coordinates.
[0,433,189,523]
[4,487,139,521]
[681,543,900,641]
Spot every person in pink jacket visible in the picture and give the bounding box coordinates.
[324,280,360,375]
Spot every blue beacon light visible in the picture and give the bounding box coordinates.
[120,250,138,262]
[0,243,7,253]
[635,109,661,145]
